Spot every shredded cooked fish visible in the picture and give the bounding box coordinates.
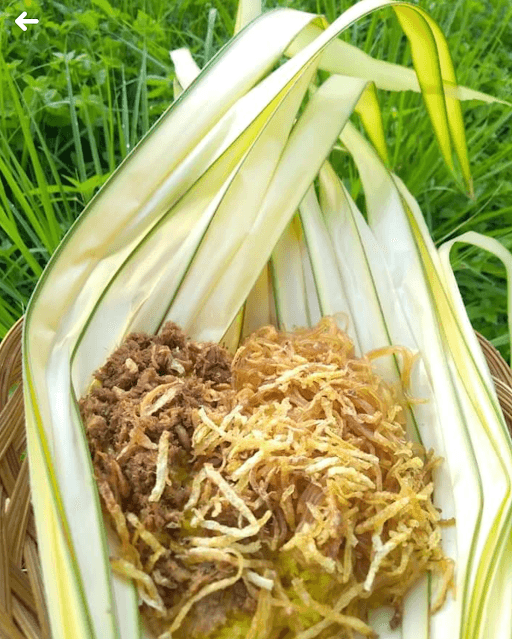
[81,318,454,639]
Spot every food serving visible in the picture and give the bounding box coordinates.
[80,317,454,639]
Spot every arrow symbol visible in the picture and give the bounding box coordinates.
[15,11,39,31]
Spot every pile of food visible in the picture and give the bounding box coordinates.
[80,317,454,639]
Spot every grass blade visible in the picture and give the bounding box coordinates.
[204,8,218,63]
[130,50,148,149]
[63,55,88,197]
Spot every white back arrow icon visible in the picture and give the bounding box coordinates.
[15,12,39,31]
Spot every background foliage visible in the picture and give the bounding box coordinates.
[0,0,510,359]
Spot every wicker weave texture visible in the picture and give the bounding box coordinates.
[0,319,510,639]
[0,319,50,639]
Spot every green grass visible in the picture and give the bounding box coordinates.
[0,0,510,361]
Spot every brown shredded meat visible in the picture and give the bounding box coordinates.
[80,323,238,632]
[81,318,454,639]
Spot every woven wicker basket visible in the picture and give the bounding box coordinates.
[1,316,511,639]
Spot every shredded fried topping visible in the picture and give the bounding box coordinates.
[81,318,454,639]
